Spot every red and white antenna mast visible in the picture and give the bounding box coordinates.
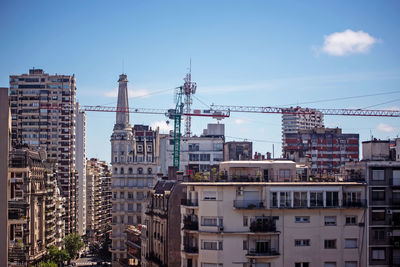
[183,60,197,137]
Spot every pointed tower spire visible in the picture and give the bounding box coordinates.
[114,74,131,130]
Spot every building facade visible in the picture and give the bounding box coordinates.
[9,68,77,234]
[283,128,359,175]
[8,147,48,265]
[343,139,400,266]
[86,158,111,242]
[181,181,367,267]
[110,74,161,263]
[0,87,10,266]
[223,141,253,161]
[76,103,87,235]
[159,124,224,175]
[281,107,324,135]
[142,179,184,267]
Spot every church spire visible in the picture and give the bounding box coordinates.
[114,74,131,130]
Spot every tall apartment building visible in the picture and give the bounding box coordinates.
[110,74,161,263]
[181,180,367,267]
[343,139,400,266]
[223,141,253,161]
[283,127,359,175]
[159,123,224,175]
[86,158,111,242]
[281,107,324,135]
[142,179,185,267]
[76,103,87,235]
[0,87,10,266]
[9,68,77,234]
[8,147,48,265]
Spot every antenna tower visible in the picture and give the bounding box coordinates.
[183,62,197,137]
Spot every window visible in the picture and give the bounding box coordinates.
[147,145,152,152]
[295,216,310,223]
[372,210,385,221]
[201,264,223,267]
[344,239,357,248]
[324,216,337,226]
[200,154,211,161]
[147,168,152,174]
[137,145,143,153]
[293,192,307,207]
[213,143,223,151]
[279,169,290,179]
[137,168,143,174]
[310,192,323,207]
[201,240,223,250]
[324,239,336,249]
[243,240,248,250]
[201,217,223,226]
[280,192,291,207]
[189,154,200,161]
[137,203,142,212]
[373,229,385,240]
[243,216,248,226]
[120,192,125,199]
[271,192,278,207]
[128,204,133,212]
[345,216,357,225]
[120,168,124,174]
[128,168,133,174]
[326,191,339,207]
[394,170,400,186]
[324,263,336,267]
[344,262,357,267]
[189,143,200,151]
[371,248,385,260]
[295,263,309,267]
[203,191,217,200]
[372,189,385,201]
[372,169,384,181]
[294,239,310,246]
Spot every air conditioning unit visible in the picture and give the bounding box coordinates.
[387,232,393,237]
[387,209,393,215]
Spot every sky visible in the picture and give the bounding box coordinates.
[1,0,399,162]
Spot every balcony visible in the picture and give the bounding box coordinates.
[234,200,264,209]
[183,216,199,231]
[181,199,198,207]
[392,198,400,206]
[250,219,277,233]
[183,245,199,254]
[342,199,367,208]
[246,249,280,258]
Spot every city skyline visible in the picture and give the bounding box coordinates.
[1,0,400,162]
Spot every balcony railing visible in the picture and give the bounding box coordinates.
[250,220,277,232]
[183,216,199,230]
[342,199,366,208]
[181,199,198,207]
[246,249,279,257]
[183,245,199,254]
[234,200,264,209]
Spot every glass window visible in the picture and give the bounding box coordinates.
[324,239,336,249]
[280,192,291,207]
[324,263,336,267]
[189,143,200,151]
[279,169,290,179]
[372,170,385,181]
[372,189,385,201]
[203,191,217,200]
[295,216,310,223]
[345,216,357,225]
[394,170,400,185]
[344,239,357,248]
[372,210,385,221]
[201,240,223,250]
[294,239,310,246]
[295,264,309,267]
[293,192,307,207]
[371,249,385,260]
[324,216,337,226]
[310,192,323,207]
[326,191,339,207]
[344,262,357,267]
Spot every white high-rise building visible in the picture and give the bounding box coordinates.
[281,107,324,135]
[76,102,87,235]
[110,74,160,263]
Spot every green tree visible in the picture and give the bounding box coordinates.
[39,262,57,267]
[46,245,70,266]
[64,233,84,260]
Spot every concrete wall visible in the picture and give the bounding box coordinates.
[362,141,390,161]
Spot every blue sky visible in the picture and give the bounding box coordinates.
[1,0,399,161]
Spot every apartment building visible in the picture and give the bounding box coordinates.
[8,147,47,265]
[159,124,224,175]
[0,87,10,266]
[283,127,359,175]
[343,139,400,266]
[181,181,367,267]
[281,107,324,135]
[9,68,77,234]
[76,103,87,235]
[223,141,253,161]
[86,158,111,242]
[125,225,142,266]
[142,179,184,267]
[110,74,161,263]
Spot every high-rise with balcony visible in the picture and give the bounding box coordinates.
[110,74,160,264]
[281,107,324,135]
[76,103,87,235]
[9,68,77,234]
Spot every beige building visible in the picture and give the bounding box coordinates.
[8,147,48,265]
[110,74,161,263]
[0,87,11,266]
[181,181,367,267]
[86,158,111,242]
[9,68,77,234]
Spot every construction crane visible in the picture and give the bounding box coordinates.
[209,104,400,117]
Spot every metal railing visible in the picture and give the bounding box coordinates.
[181,199,199,207]
[233,200,265,209]
[247,248,279,257]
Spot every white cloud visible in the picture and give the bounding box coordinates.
[150,120,173,133]
[321,29,379,56]
[376,123,396,133]
[235,118,249,125]
[104,88,151,98]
